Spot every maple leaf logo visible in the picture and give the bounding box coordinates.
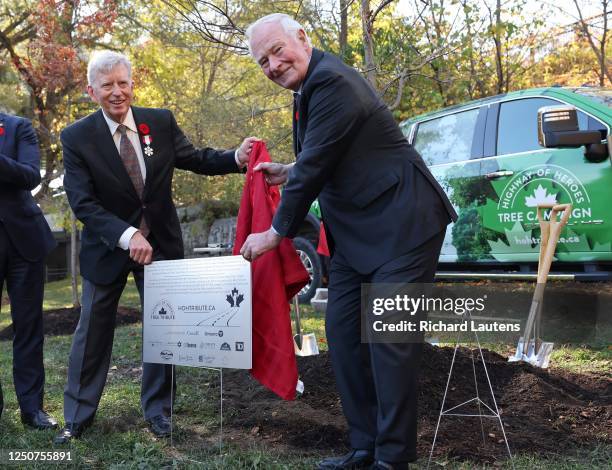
[524,184,557,207]
[225,287,244,307]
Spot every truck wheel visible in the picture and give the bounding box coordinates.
[293,236,323,304]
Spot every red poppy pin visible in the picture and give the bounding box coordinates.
[0,123,4,136]
[138,123,150,135]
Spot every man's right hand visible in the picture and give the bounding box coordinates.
[128,231,153,265]
[254,162,292,186]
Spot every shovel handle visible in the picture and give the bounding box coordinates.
[536,204,572,284]
[293,296,302,339]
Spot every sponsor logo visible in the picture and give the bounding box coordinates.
[220,342,231,351]
[160,350,173,361]
[198,355,215,364]
[203,330,225,338]
[235,342,245,352]
[151,300,175,320]
[185,342,197,348]
[179,354,194,362]
[200,342,216,350]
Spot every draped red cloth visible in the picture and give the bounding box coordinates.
[233,141,309,400]
[317,222,330,257]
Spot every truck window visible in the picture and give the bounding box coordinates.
[413,108,480,165]
[496,97,604,155]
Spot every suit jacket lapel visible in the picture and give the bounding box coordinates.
[293,49,325,158]
[131,107,153,198]
[292,93,300,157]
[92,109,139,200]
[0,114,6,156]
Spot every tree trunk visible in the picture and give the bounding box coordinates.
[339,0,348,60]
[360,0,378,88]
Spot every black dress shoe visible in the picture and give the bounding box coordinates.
[317,449,375,469]
[146,414,171,437]
[53,423,87,445]
[21,410,58,430]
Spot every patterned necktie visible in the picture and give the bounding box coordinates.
[117,124,149,237]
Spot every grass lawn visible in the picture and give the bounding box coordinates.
[0,278,609,468]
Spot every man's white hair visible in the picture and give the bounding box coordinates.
[87,50,132,86]
[245,13,312,56]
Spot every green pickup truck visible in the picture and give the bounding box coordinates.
[399,87,611,278]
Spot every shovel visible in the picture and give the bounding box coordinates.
[292,296,319,357]
[510,203,571,368]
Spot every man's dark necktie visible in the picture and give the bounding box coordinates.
[118,124,149,237]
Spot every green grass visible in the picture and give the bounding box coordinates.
[0,279,609,468]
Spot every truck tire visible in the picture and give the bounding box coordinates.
[293,236,323,304]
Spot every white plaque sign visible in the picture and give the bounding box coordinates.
[143,256,252,369]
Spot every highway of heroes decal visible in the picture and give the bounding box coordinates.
[493,164,593,224]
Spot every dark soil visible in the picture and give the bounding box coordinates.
[216,345,610,464]
[0,306,141,340]
[1,285,609,464]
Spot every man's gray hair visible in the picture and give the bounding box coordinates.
[87,50,132,86]
[245,13,312,56]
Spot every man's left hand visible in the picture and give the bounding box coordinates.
[240,228,282,262]
[237,136,261,166]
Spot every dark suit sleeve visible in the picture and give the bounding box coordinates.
[272,71,368,237]
[170,112,239,175]
[0,119,42,190]
[62,131,131,250]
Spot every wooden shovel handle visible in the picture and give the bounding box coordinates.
[536,204,572,284]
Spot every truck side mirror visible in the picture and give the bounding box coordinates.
[537,105,601,148]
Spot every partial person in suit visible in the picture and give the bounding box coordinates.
[0,112,57,429]
[240,14,458,470]
[54,50,257,444]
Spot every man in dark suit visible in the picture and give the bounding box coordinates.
[54,50,256,444]
[0,112,57,429]
[241,14,458,469]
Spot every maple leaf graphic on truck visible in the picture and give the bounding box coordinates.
[524,184,558,207]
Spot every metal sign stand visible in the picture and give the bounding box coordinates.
[167,365,224,465]
[427,312,514,469]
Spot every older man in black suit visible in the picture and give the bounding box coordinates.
[0,112,57,429]
[55,50,256,444]
[240,14,457,470]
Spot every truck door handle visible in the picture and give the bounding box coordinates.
[485,170,514,180]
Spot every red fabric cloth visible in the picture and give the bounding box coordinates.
[233,141,309,400]
[317,222,330,257]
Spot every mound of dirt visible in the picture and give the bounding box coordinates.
[0,306,141,340]
[217,345,610,463]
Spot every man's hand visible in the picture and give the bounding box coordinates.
[254,162,292,186]
[236,136,261,166]
[128,231,153,265]
[240,228,282,262]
